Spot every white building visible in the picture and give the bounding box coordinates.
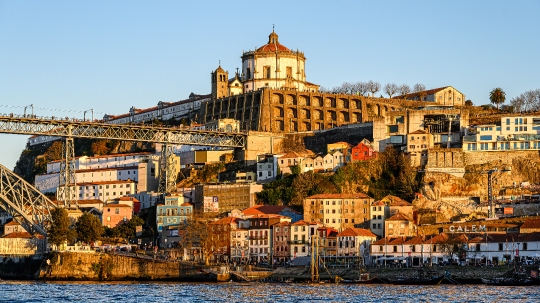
[463,116,540,152]
[34,152,175,195]
[256,154,280,183]
[336,228,377,259]
[61,180,137,202]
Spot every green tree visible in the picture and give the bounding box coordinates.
[112,216,145,240]
[290,165,301,175]
[464,100,473,106]
[48,208,77,246]
[75,212,104,244]
[489,87,506,110]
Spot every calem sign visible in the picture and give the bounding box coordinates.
[449,224,487,233]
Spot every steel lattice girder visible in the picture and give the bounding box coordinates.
[0,116,246,147]
[0,164,56,236]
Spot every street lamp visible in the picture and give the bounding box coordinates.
[24,104,34,117]
[83,109,94,122]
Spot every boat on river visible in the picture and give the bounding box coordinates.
[482,273,535,286]
[388,275,445,285]
[341,273,378,284]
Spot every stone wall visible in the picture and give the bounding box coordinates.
[41,252,220,281]
[0,238,47,255]
[463,150,539,166]
[426,149,465,168]
[427,149,540,168]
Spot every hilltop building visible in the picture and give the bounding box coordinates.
[393,86,465,107]
[463,116,540,152]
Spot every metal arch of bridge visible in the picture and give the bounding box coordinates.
[0,116,247,147]
[0,164,56,236]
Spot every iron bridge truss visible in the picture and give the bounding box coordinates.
[0,164,56,236]
[0,116,247,147]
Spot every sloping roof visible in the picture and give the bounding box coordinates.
[386,212,412,222]
[2,232,44,239]
[256,32,291,52]
[337,228,377,238]
[307,193,370,199]
[379,195,412,206]
[393,86,461,99]
[105,204,132,208]
[242,205,299,216]
[521,219,540,229]
[5,220,20,226]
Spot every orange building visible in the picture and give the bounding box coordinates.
[102,204,133,228]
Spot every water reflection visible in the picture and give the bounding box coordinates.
[0,281,539,303]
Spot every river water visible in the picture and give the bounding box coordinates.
[0,281,539,303]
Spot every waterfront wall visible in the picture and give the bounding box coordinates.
[40,252,220,281]
[0,238,47,255]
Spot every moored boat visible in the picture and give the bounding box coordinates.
[482,273,535,286]
[341,273,378,284]
[388,275,445,285]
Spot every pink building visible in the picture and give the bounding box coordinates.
[102,204,133,228]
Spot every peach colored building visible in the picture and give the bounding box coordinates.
[102,204,133,228]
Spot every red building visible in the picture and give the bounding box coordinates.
[351,140,376,161]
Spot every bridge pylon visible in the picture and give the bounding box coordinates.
[158,143,177,195]
[57,136,78,208]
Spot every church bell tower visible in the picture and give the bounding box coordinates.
[211,65,228,99]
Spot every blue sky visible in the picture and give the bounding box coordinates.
[1,1,539,170]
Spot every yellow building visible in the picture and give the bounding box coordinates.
[406,130,434,167]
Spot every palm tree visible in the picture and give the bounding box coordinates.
[489,87,506,110]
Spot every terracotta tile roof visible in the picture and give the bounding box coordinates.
[242,205,299,216]
[388,237,411,245]
[248,214,287,219]
[386,212,412,222]
[2,232,44,239]
[181,202,193,207]
[317,226,339,237]
[521,219,540,229]
[379,195,412,206]
[404,236,425,245]
[307,193,371,199]
[105,204,132,208]
[5,220,20,226]
[291,220,312,226]
[337,228,377,238]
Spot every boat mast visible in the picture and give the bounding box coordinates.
[311,234,319,282]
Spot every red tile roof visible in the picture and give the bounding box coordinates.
[105,204,132,208]
[2,232,44,239]
[379,195,412,206]
[242,205,299,216]
[521,219,540,230]
[337,228,377,238]
[386,212,412,222]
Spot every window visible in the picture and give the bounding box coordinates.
[264,66,271,79]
